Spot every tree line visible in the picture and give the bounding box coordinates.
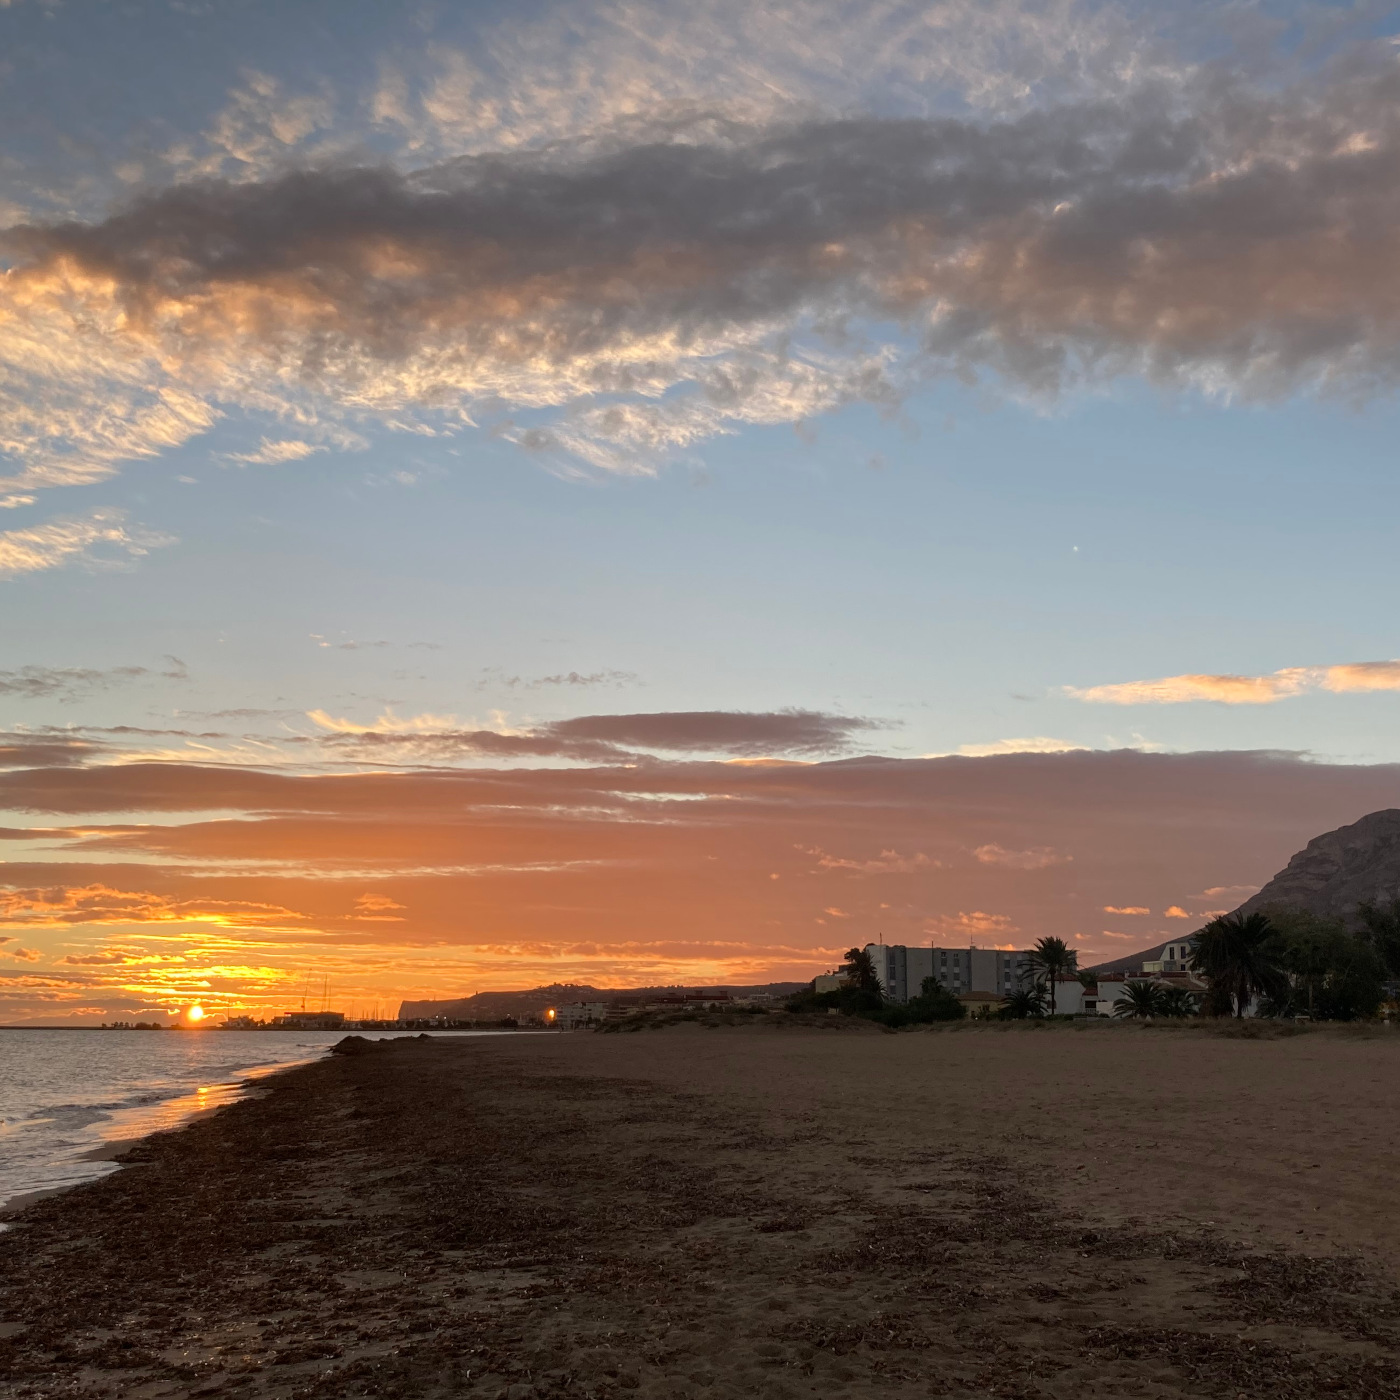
[1180,902,1400,1020]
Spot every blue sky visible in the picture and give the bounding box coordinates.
[3,0,1400,1019]
[8,373,1400,762]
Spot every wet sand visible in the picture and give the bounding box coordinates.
[3,1019,1400,1398]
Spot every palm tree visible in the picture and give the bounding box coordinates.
[1357,898,1400,980]
[1187,912,1284,1018]
[1158,985,1199,1018]
[842,946,882,997]
[1024,936,1078,1014]
[1113,980,1166,1019]
[999,986,1048,1019]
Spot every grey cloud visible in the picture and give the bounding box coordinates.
[10,57,1400,488]
[321,727,622,765]
[0,733,102,769]
[545,709,878,754]
[174,707,301,720]
[485,669,638,690]
[0,657,187,702]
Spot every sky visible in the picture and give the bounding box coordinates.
[4,0,1400,1022]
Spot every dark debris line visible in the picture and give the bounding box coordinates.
[1,1035,1398,1399]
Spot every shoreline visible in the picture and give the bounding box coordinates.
[0,1030,535,1219]
[0,1047,327,1221]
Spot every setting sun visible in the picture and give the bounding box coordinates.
[185,1005,205,1023]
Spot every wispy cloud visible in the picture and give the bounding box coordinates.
[955,737,1087,757]
[224,437,325,466]
[350,893,406,923]
[928,910,1017,937]
[803,845,935,875]
[486,669,639,690]
[0,883,308,930]
[0,658,186,702]
[973,843,1067,870]
[1068,660,1400,705]
[0,510,173,578]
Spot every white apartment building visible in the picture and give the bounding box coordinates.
[1141,938,1195,974]
[864,943,1035,1004]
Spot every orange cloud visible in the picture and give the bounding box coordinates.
[802,846,934,874]
[1068,660,1400,706]
[928,911,1017,937]
[974,844,1067,870]
[1164,906,1191,918]
[0,883,309,930]
[1103,905,1149,915]
[1320,662,1400,693]
[350,893,407,923]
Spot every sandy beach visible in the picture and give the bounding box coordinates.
[3,1019,1400,1398]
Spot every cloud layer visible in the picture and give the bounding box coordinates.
[8,39,1400,504]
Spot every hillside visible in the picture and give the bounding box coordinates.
[397,982,806,1021]
[1236,807,1400,928]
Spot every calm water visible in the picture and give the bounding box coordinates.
[0,1028,515,1215]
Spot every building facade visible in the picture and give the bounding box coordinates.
[1141,938,1196,974]
[553,1001,611,1029]
[864,943,1035,1003]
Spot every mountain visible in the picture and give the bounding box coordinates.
[397,981,807,1021]
[1236,808,1400,929]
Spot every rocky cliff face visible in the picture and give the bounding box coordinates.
[1237,808,1400,927]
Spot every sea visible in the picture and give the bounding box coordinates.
[0,1028,516,1217]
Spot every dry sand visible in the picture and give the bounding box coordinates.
[2,1018,1400,1398]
